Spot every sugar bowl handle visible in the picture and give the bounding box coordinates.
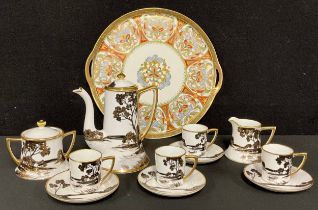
[63,130,76,158]
[207,128,218,149]
[5,137,22,165]
[137,85,158,141]
[261,126,276,144]
[101,156,115,184]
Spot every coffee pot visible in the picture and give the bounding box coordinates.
[74,72,158,173]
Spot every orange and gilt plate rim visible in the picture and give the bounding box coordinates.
[84,8,223,139]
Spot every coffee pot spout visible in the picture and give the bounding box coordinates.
[73,87,96,132]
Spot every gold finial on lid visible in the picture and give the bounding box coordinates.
[37,120,46,127]
[117,72,126,80]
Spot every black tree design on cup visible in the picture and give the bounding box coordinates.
[262,155,292,176]
[182,132,206,152]
[71,161,101,186]
[193,132,206,151]
[158,157,184,180]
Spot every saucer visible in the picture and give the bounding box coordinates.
[15,160,69,180]
[138,165,206,197]
[45,170,119,203]
[169,141,224,164]
[225,144,260,164]
[243,163,314,192]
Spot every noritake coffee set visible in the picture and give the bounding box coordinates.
[5,8,314,203]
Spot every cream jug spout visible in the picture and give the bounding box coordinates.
[228,117,239,126]
[73,87,96,132]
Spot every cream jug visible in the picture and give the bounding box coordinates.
[228,117,276,154]
[74,72,158,173]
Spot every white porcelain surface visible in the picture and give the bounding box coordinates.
[155,146,187,188]
[6,121,76,180]
[46,170,119,203]
[170,141,224,164]
[69,149,114,193]
[73,87,154,173]
[243,163,313,192]
[261,144,293,184]
[228,117,276,158]
[15,159,69,180]
[228,117,262,151]
[182,124,209,156]
[22,126,61,139]
[261,144,307,185]
[225,144,260,164]
[138,165,205,197]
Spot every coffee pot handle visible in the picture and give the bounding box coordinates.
[206,128,218,149]
[101,156,115,184]
[137,85,158,141]
[290,152,307,176]
[261,126,276,144]
[63,130,76,158]
[5,137,22,165]
[183,155,198,180]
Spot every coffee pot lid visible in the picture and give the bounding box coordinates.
[21,120,63,141]
[106,72,138,91]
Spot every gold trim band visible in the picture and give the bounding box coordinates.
[105,84,138,92]
[155,146,186,158]
[21,127,64,141]
[262,143,294,156]
[69,149,102,163]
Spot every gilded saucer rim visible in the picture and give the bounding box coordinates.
[169,141,224,164]
[243,163,314,193]
[45,170,120,203]
[14,160,69,181]
[137,165,206,197]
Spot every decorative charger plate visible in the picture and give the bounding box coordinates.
[85,8,223,139]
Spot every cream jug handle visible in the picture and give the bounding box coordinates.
[5,137,22,165]
[290,152,307,176]
[260,126,276,144]
[137,85,158,141]
[101,156,115,184]
[63,130,76,158]
[206,128,218,149]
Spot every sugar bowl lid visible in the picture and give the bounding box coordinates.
[21,120,63,141]
[105,72,138,91]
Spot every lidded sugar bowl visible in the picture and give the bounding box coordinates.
[73,72,158,174]
[6,120,76,180]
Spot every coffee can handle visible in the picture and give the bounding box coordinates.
[207,128,218,149]
[183,155,198,180]
[260,126,276,144]
[290,152,307,176]
[6,137,23,165]
[101,156,115,184]
[63,130,76,158]
[137,85,158,141]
